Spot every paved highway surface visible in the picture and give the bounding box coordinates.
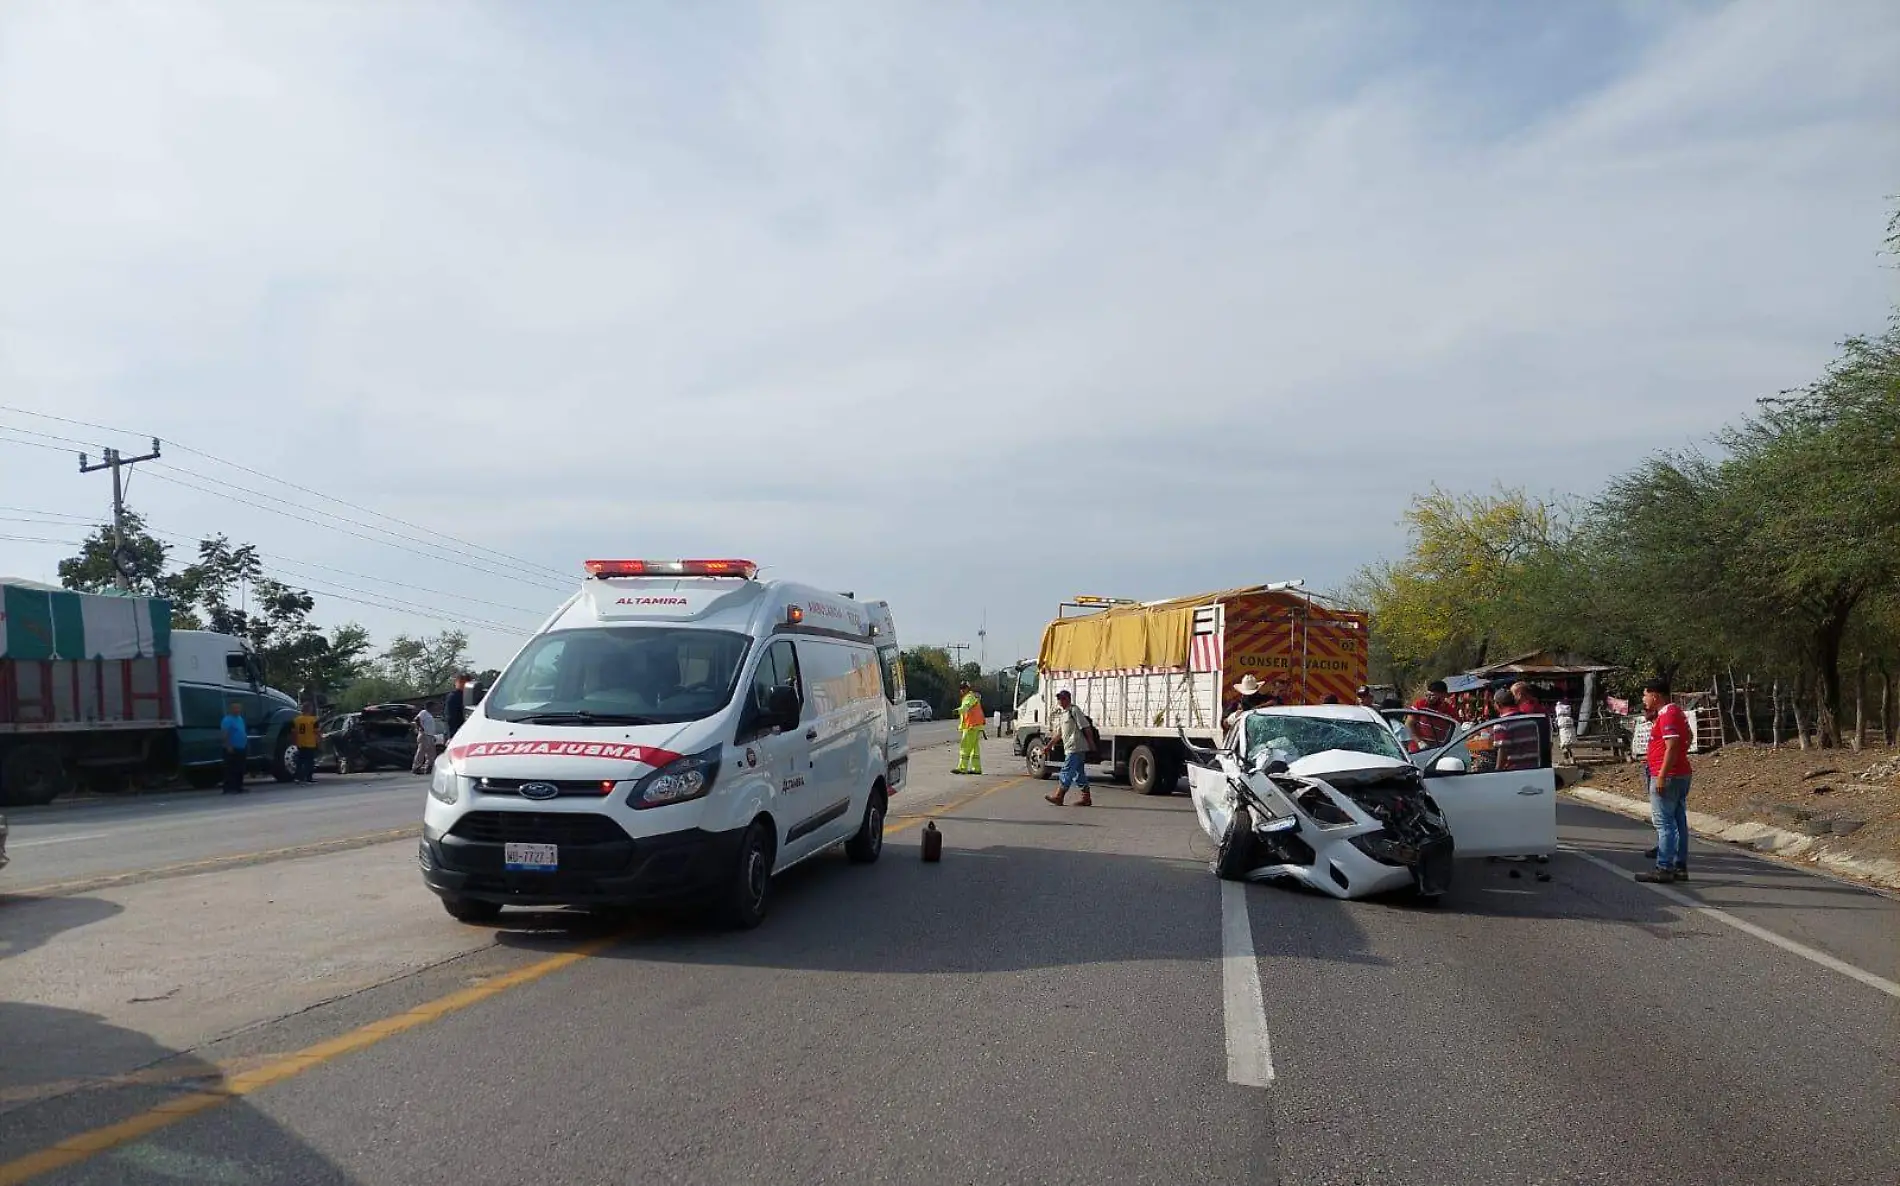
[2,731,1895,1185]
[1,721,961,892]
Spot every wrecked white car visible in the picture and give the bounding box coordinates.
[1185,705,1557,901]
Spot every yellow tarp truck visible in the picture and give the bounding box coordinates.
[1009,585,1370,794]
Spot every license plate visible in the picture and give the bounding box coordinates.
[503,842,558,872]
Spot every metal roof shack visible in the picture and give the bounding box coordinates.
[1467,650,1619,679]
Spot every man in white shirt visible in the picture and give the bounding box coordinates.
[1042,690,1093,808]
[412,702,440,774]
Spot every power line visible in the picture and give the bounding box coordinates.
[0,433,80,454]
[146,461,570,590]
[139,467,571,594]
[130,520,547,619]
[0,403,570,584]
[0,503,547,627]
[0,420,91,448]
[277,580,529,637]
[0,532,86,546]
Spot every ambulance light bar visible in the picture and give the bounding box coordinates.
[584,559,759,580]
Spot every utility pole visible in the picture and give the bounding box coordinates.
[947,642,971,676]
[79,437,162,591]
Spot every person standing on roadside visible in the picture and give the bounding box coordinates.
[1410,679,1457,749]
[412,701,441,775]
[220,700,249,795]
[1043,689,1093,807]
[1511,681,1547,718]
[445,674,468,739]
[1638,678,1694,882]
[953,682,985,775]
[292,700,321,784]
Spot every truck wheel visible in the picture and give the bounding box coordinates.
[1,745,69,806]
[1024,736,1052,779]
[1128,744,1166,796]
[269,733,295,783]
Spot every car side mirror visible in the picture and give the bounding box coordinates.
[1431,756,1468,776]
[766,683,801,729]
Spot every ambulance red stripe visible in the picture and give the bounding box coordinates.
[447,740,681,765]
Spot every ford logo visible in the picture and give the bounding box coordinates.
[518,782,560,801]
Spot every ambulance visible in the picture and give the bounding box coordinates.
[419,560,907,929]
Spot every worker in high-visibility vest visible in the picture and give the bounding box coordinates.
[953,681,985,775]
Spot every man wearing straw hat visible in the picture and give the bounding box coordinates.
[1224,674,1274,730]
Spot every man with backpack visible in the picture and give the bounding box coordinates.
[1043,689,1094,807]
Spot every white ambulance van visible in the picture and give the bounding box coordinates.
[420,560,906,929]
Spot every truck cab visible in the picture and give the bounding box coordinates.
[171,630,300,786]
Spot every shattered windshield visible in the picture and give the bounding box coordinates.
[1243,712,1410,765]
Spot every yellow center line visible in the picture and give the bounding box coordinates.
[889,774,1030,835]
[0,774,1039,1184]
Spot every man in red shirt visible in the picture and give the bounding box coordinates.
[1409,679,1457,749]
[1637,677,1694,882]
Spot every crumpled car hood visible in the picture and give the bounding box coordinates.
[1286,749,1416,784]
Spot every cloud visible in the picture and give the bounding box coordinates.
[1,0,1894,666]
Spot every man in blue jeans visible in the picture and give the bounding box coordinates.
[1637,678,1693,882]
[1042,690,1093,808]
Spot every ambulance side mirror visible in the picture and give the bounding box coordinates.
[766,683,802,728]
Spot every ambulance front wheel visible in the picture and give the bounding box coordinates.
[718,820,775,930]
[440,896,502,924]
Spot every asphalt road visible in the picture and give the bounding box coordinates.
[0,721,962,893]
[2,733,1896,1185]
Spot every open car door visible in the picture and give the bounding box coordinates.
[1417,713,1557,858]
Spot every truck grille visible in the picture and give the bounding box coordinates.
[447,811,628,846]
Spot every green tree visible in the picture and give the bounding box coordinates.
[1348,486,1569,689]
[293,623,374,702]
[901,646,957,717]
[56,510,172,599]
[376,631,472,698]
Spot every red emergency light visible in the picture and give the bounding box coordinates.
[584,559,759,580]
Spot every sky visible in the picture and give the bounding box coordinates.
[1,0,1895,671]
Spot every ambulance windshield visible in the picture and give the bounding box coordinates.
[484,628,752,726]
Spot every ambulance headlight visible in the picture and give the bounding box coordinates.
[630,745,721,809]
[429,760,461,805]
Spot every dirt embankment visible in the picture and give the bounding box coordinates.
[1573,744,1900,886]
